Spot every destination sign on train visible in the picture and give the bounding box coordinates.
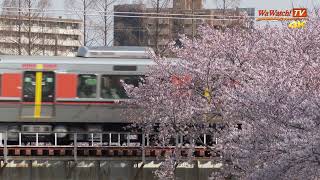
[22,64,57,70]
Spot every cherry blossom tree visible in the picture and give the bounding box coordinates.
[212,18,320,179]
[124,17,320,179]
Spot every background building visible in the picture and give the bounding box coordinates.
[114,4,147,46]
[114,0,254,54]
[0,15,82,56]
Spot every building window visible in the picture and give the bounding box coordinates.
[71,47,78,52]
[71,24,79,29]
[77,74,97,98]
[100,75,143,99]
[72,35,78,40]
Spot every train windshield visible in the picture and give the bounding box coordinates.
[100,75,144,99]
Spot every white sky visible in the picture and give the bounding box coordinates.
[1,0,318,17]
[4,0,315,19]
[51,0,319,30]
[55,0,320,12]
[208,0,318,10]
[1,0,318,43]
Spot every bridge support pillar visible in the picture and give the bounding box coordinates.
[95,160,101,180]
[74,133,77,162]
[28,160,32,180]
[142,134,145,163]
[195,160,200,180]
[3,132,7,163]
[65,160,78,180]
[102,161,111,180]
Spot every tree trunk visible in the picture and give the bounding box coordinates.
[42,26,45,55]
[83,0,87,46]
[54,34,58,56]
[192,0,194,40]
[155,0,160,55]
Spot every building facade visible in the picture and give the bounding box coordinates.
[173,0,203,10]
[0,16,82,56]
[114,0,254,54]
[114,4,147,46]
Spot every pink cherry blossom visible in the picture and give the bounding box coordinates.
[124,17,320,179]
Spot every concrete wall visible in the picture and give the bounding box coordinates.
[0,160,216,180]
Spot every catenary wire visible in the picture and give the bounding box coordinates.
[1,6,256,18]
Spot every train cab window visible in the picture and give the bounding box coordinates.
[23,72,55,102]
[100,75,143,99]
[77,74,97,98]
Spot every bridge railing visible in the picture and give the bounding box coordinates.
[0,131,217,148]
[0,131,217,163]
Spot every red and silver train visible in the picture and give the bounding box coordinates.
[0,46,154,142]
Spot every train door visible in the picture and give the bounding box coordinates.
[21,71,55,118]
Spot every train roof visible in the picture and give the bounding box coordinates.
[77,46,153,58]
[0,47,180,73]
[0,55,155,66]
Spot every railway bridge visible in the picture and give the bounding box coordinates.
[0,131,218,180]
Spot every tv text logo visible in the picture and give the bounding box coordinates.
[292,8,307,17]
[257,8,307,21]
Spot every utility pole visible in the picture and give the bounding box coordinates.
[27,0,31,55]
[18,0,21,55]
[54,23,58,56]
[104,0,108,46]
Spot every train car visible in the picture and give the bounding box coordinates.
[0,46,155,142]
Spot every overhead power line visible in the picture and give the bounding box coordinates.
[0,10,252,21]
[1,6,255,18]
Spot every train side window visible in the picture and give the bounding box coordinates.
[0,74,1,96]
[77,74,97,98]
[101,75,144,99]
